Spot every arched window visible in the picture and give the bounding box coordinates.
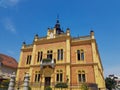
[77,50,81,60]
[57,49,63,60]
[47,50,53,59]
[77,49,84,61]
[81,50,84,60]
[78,70,86,82]
[56,70,63,82]
[26,55,32,64]
[37,51,43,62]
[34,71,41,82]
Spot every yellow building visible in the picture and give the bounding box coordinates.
[16,19,106,90]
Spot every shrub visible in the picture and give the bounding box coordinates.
[29,86,31,90]
[55,82,68,88]
[45,86,52,90]
[1,79,10,87]
[42,58,52,63]
[81,83,89,90]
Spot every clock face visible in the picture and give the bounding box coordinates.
[50,32,53,38]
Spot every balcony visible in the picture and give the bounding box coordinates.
[40,58,55,69]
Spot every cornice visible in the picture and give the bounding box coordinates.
[71,39,91,46]
[55,63,70,66]
[18,62,98,69]
[18,66,30,69]
[34,36,70,45]
[21,48,33,52]
[71,62,98,66]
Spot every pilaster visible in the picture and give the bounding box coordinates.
[66,28,71,84]
[16,50,23,81]
[29,44,37,82]
[91,32,105,89]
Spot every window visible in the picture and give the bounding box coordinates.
[47,50,53,59]
[57,49,63,60]
[56,70,63,82]
[77,50,84,61]
[77,50,80,60]
[37,51,43,62]
[56,73,59,82]
[34,71,40,82]
[60,73,63,82]
[26,55,32,64]
[81,50,84,60]
[78,71,86,82]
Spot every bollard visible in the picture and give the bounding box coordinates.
[8,72,16,90]
[23,73,30,90]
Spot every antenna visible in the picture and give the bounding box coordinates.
[57,14,59,20]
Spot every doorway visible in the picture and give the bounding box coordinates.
[45,77,51,87]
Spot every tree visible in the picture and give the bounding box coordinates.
[105,77,116,90]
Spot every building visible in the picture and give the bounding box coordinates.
[16,19,106,90]
[0,53,18,80]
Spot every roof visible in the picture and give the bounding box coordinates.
[0,53,18,69]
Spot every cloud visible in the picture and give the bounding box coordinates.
[3,18,17,34]
[0,0,20,8]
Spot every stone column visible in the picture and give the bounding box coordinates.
[41,74,45,90]
[23,73,30,90]
[8,72,16,90]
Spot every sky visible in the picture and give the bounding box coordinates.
[0,0,120,77]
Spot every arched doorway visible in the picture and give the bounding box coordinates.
[42,66,54,88]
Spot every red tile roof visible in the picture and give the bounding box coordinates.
[0,53,18,69]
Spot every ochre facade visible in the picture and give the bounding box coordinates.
[16,20,106,90]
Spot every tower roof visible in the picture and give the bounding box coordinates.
[54,18,64,34]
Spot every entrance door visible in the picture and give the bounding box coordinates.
[45,77,51,87]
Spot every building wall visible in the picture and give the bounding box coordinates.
[16,29,106,90]
[35,41,66,64]
[1,65,17,79]
[71,43,93,63]
[19,51,32,67]
[71,66,95,85]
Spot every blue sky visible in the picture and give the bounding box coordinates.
[0,0,120,77]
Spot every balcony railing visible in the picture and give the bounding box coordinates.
[40,58,55,68]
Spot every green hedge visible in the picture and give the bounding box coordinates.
[81,83,89,90]
[45,86,52,90]
[55,82,68,88]
[42,58,52,63]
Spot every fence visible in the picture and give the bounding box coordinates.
[13,82,98,90]
[7,73,98,90]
